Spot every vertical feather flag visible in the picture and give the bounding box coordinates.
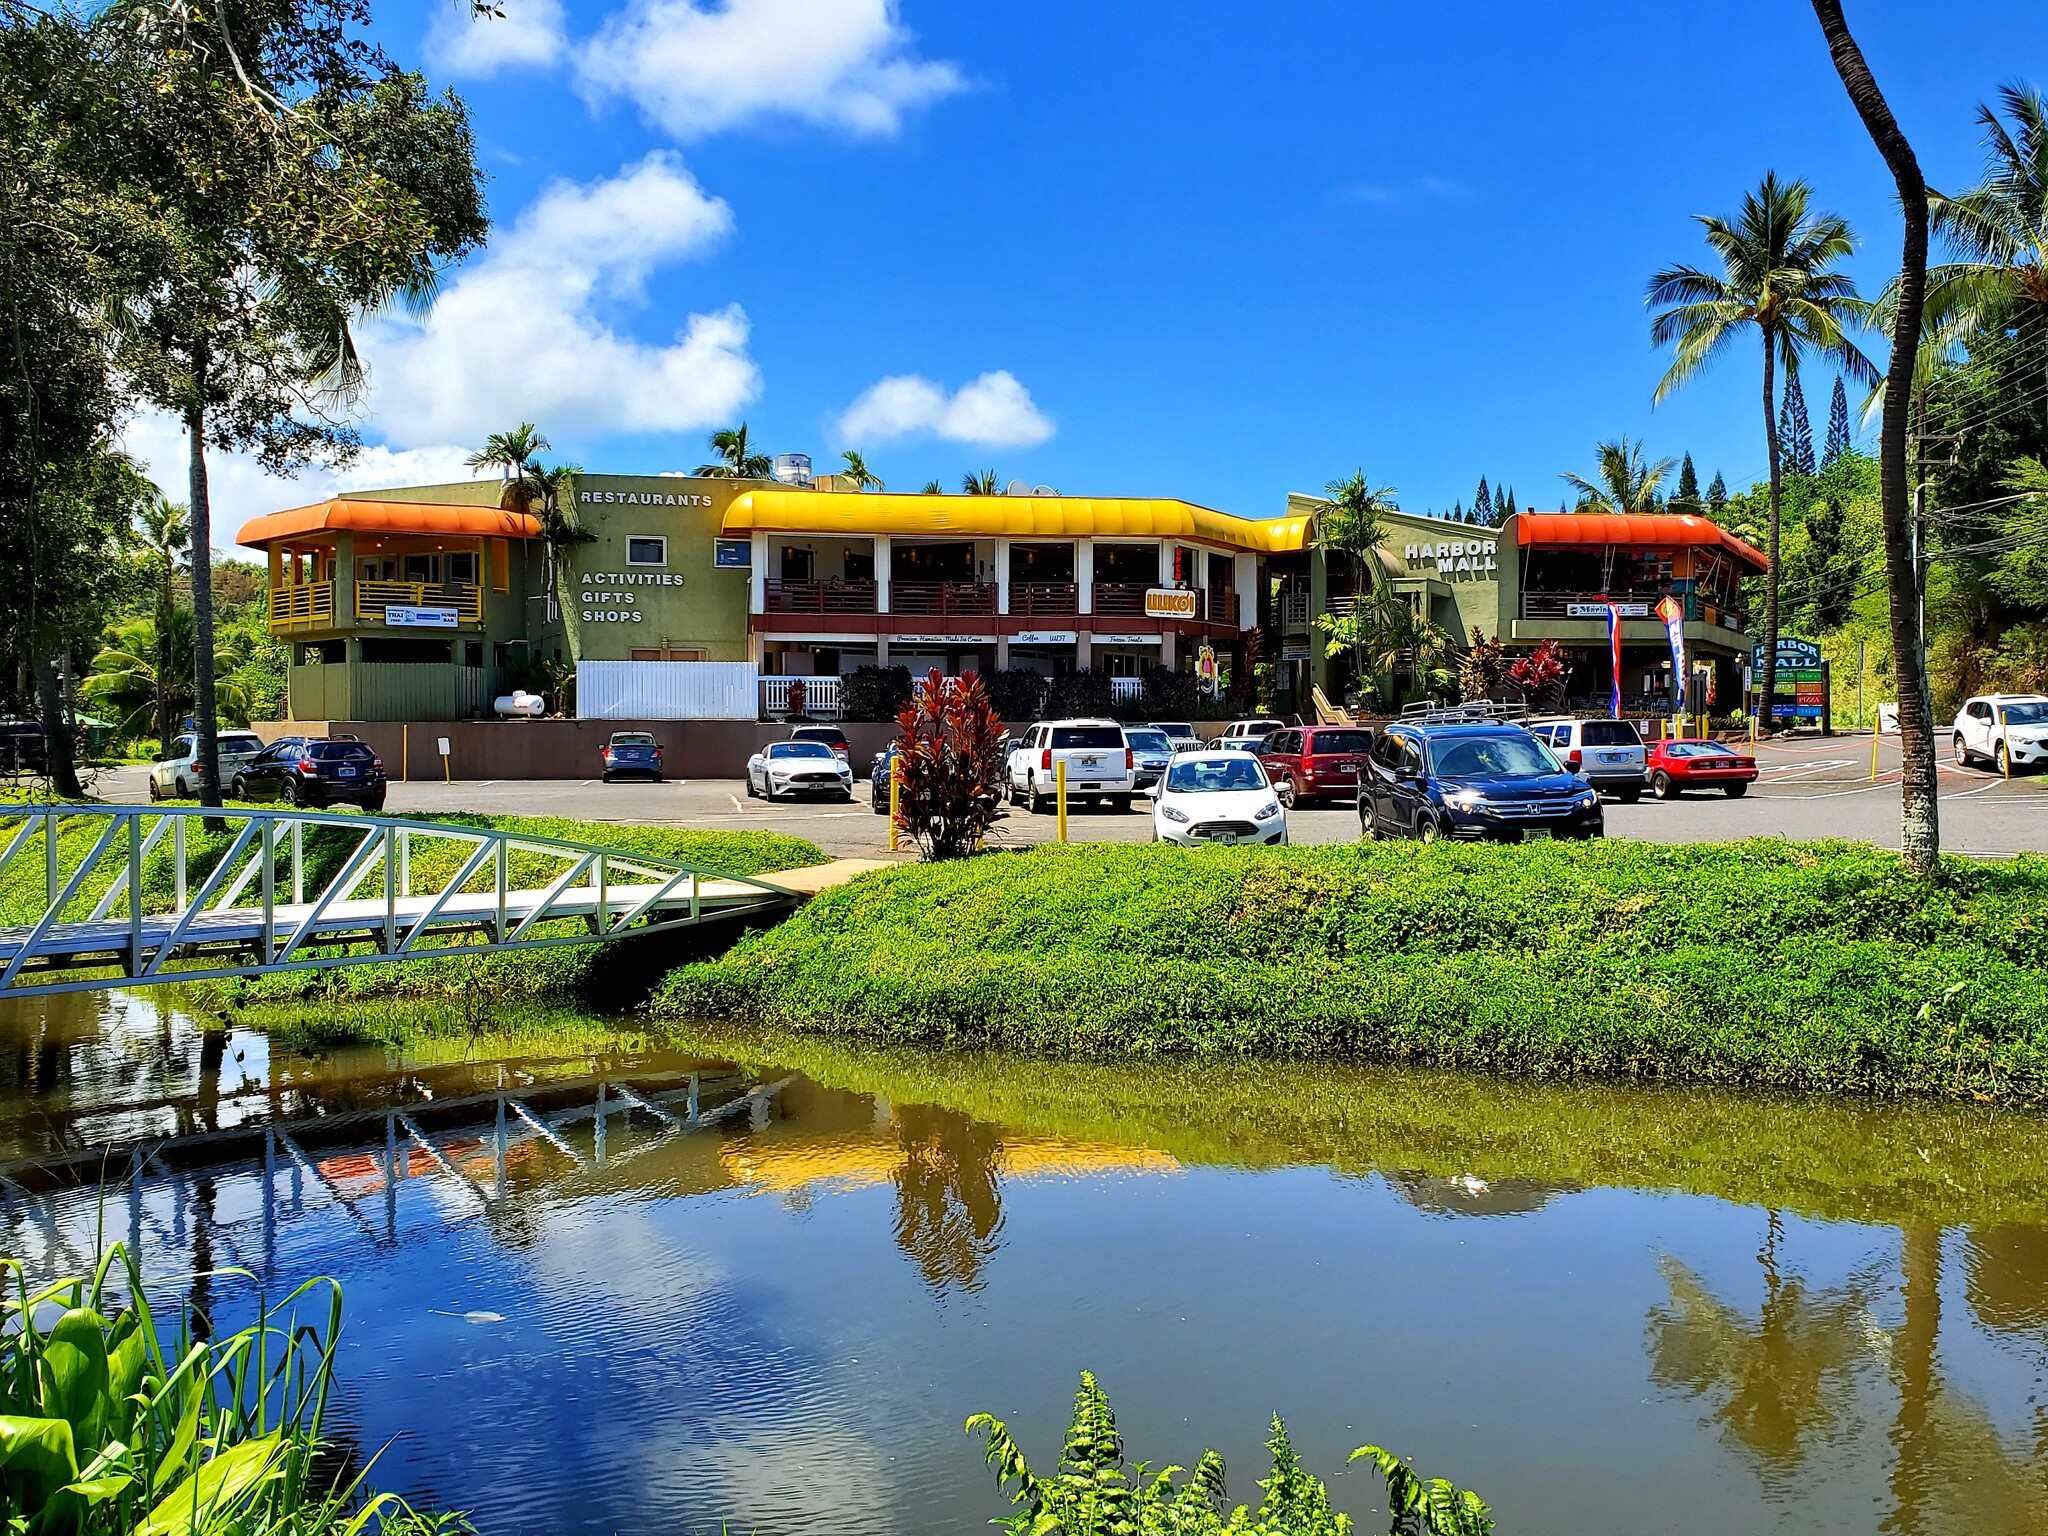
[1605,602,1623,718]
[1656,595,1688,715]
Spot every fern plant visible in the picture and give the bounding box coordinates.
[968,1373,1493,1536]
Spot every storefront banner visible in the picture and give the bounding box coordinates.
[385,606,459,628]
[1012,631,1077,645]
[1655,595,1688,713]
[1144,588,1198,619]
[1090,634,1163,646]
[1570,601,1649,618]
[1605,603,1623,718]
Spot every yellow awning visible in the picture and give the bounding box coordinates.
[723,489,1303,554]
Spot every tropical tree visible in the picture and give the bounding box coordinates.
[1807,0,1938,872]
[961,469,1003,495]
[921,479,944,495]
[696,424,772,478]
[466,423,549,484]
[1562,437,1678,513]
[1310,472,1408,703]
[1648,172,1877,733]
[520,460,590,658]
[136,496,190,756]
[840,450,884,491]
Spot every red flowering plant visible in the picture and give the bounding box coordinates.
[892,669,1007,859]
[1506,638,1567,711]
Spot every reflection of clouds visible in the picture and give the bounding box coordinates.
[515,1198,725,1316]
[669,1424,895,1534]
[1382,1170,1576,1217]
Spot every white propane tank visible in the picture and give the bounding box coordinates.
[493,690,546,718]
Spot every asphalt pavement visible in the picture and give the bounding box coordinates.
[86,734,2048,860]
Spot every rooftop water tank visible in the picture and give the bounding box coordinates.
[772,453,813,487]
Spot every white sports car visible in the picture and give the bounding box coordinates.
[747,739,854,802]
[1151,752,1288,846]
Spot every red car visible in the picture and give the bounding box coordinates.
[1257,725,1376,807]
[1646,739,1758,798]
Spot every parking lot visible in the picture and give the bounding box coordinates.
[90,734,2048,861]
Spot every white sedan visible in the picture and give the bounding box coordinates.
[747,739,854,802]
[1151,752,1288,846]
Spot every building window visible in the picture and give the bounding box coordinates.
[447,550,478,584]
[627,536,667,566]
[462,640,484,669]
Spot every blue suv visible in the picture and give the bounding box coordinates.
[1359,722,1602,843]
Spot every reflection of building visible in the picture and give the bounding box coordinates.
[1383,1170,1576,1217]
[1965,1225,2048,1334]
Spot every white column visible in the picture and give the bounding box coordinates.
[1159,629,1176,668]
[1159,538,1177,589]
[1077,633,1093,669]
[749,534,768,613]
[994,538,1012,615]
[1234,551,1258,629]
[995,636,1010,669]
[874,535,892,614]
[875,637,890,665]
[1076,539,1094,615]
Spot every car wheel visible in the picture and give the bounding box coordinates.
[1724,784,1749,798]
[367,793,386,812]
[1996,742,2012,776]
[1652,770,1677,800]
[229,775,247,800]
[601,772,613,784]
[148,777,162,802]
[281,779,302,807]
[838,790,854,803]
[1616,788,1642,804]
[1416,816,1440,845]
[1276,777,1297,810]
[654,774,665,784]
[176,776,190,798]
[1110,795,1132,813]
[1359,811,1378,842]
[1029,786,1050,814]
[1954,734,1972,768]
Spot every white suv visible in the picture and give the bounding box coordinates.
[1215,718,1286,753]
[149,731,266,800]
[1951,694,2048,774]
[1006,719,1135,813]
[1528,718,1648,802]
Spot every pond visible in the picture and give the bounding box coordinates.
[4,990,2047,1535]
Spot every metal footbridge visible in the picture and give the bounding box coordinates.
[0,805,799,998]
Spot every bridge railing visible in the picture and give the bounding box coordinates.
[0,804,797,997]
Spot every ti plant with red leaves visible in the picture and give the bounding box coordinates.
[893,669,1007,859]
[1506,638,1567,711]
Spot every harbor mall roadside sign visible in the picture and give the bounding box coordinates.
[1403,538,1499,579]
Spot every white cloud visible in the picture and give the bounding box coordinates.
[576,0,965,140]
[119,414,478,555]
[361,152,759,446]
[1338,176,1471,206]
[836,370,1053,448]
[426,0,567,76]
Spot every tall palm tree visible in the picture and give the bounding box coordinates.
[961,469,1003,495]
[466,423,550,486]
[1648,173,1877,729]
[1807,0,1939,874]
[519,461,590,648]
[1562,438,1679,513]
[1311,471,1400,699]
[840,450,884,491]
[696,425,773,478]
[136,496,191,756]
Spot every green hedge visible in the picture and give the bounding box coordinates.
[654,840,2048,1102]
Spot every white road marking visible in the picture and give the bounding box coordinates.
[727,794,745,812]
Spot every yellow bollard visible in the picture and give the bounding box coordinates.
[888,756,901,851]
[402,724,410,782]
[2001,708,2011,780]
[1056,758,1068,843]
[1869,720,1880,782]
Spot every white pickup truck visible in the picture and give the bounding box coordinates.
[1006,719,1135,813]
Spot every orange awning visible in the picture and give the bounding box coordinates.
[237,498,541,550]
[1513,512,1766,572]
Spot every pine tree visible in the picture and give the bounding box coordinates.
[1707,471,1728,514]
[1823,376,1852,468]
[1779,372,1816,475]
[1499,487,1516,522]
[1473,476,1493,526]
[1674,453,1700,510]
[1452,500,1464,521]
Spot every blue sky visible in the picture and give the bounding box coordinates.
[137,0,2045,542]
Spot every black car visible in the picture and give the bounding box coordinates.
[231,736,387,810]
[1360,722,1602,843]
[0,720,47,773]
[869,740,900,814]
[601,731,664,783]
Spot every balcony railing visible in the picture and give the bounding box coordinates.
[1091,582,1150,616]
[890,580,997,617]
[764,579,877,614]
[356,580,483,624]
[268,582,334,630]
[1519,589,1747,630]
[1207,589,1240,626]
[1279,589,1310,631]
[1010,581,1078,616]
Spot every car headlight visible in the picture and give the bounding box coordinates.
[1580,793,1598,810]
[1160,803,1190,823]
[1446,788,1484,810]
[1254,800,1281,821]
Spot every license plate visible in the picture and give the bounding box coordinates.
[1081,783,1101,790]
[1078,756,1099,767]
[1524,829,1551,840]
[1600,752,1626,764]
[337,766,356,777]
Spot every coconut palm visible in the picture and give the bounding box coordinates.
[1562,438,1679,513]
[136,496,191,756]
[696,424,773,478]
[921,479,944,495]
[83,610,253,737]
[961,469,1003,495]
[1310,471,1401,701]
[518,461,591,650]
[840,450,884,491]
[1648,173,1878,729]
[1923,85,2048,394]
[466,423,550,487]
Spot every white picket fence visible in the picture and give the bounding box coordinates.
[577,661,758,720]
[760,675,844,719]
[1109,677,1143,704]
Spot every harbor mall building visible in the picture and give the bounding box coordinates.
[237,467,1767,765]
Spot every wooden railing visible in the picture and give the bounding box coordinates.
[1091,582,1150,616]
[764,579,877,614]
[268,582,334,630]
[891,580,997,616]
[1010,581,1078,615]
[1518,589,1747,630]
[356,580,484,624]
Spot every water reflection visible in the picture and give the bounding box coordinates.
[4,996,2048,1536]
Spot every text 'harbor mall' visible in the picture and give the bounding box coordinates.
[237,455,1768,762]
